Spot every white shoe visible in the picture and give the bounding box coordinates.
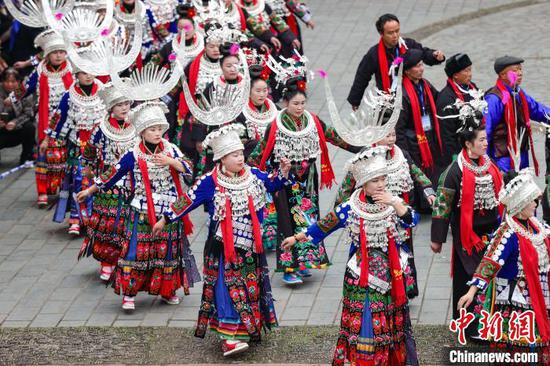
[68,224,80,235]
[122,296,135,310]
[99,265,114,281]
[161,295,180,305]
[222,340,249,357]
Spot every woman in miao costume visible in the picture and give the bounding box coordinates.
[282,69,420,365]
[458,166,550,362]
[153,124,292,357]
[430,90,503,341]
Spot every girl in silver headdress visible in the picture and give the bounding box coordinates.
[282,146,419,366]
[46,67,106,236]
[76,101,199,311]
[77,82,137,282]
[152,124,292,357]
[458,169,550,361]
[431,94,503,342]
[333,123,435,299]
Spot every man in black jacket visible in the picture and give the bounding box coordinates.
[347,13,445,110]
[436,53,478,167]
[395,49,441,212]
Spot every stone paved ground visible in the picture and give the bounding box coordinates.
[0,0,549,333]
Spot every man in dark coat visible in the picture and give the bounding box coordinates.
[395,49,441,211]
[347,13,445,110]
[436,53,478,167]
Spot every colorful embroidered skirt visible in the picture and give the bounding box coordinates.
[479,281,550,364]
[35,139,67,195]
[114,208,199,298]
[275,182,330,272]
[332,249,417,366]
[262,193,278,251]
[80,187,128,265]
[195,239,277,342]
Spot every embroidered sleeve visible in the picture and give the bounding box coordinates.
[22,70,38,99]
[165,174,214,222]
[333,171,356,208]
[286,0,312,22]
[431,165,457,244]
[246,14,269,37]
[469,224,515,292]
[94,151,134,191]
[171,143,194,179]
[251,167,293,192]
[269,12,289,33]
[398,207,419,228]
[410,162,432,189]
[305,202,348,244]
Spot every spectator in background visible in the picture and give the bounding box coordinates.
[0,68,35,164]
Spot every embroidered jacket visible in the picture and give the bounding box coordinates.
[96,139,193,215]
[165,166,292,252]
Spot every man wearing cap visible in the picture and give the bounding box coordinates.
[484,55,550,174]
[347,13,445,110]
[395,48,441,211]
[436,53,478,166]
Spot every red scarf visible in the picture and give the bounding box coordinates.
[234,4,247,32]
[178,50,205,120]
[402,76,442,170]
[358,191,406,306]
[515,218,550,342]
[212,166,263,263]
[459,150,503,255]
[259,112,335,189]
[447,79,475,102]
[378,38,407,92]
[137,141,194,234]
[38,62,73,142]
[495,79,539,175]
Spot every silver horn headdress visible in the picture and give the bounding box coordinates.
[42,0,114,43]
[108,35,183,101]
[67,19,142,76]
[181,48,250,126]
[4,0,74,28]
[323,63,403,147]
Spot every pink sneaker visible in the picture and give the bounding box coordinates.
[122,296,135,311]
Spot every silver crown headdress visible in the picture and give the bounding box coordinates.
[193,0,225,27]
[130,100,169,135]
[438,87,488,133]
[203,19,246,44]
[323,63,403,147]
[4,0,74,28]
[266,49,309,87]
[67,19,142,76]
[42,0,114,43]
[98,80,133,110]
[499,168,541,217]
[181,48,250,126]
[108,35,183,101]
[203,123,245,161]
[34,28,67,55]
[345,146,389,187]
